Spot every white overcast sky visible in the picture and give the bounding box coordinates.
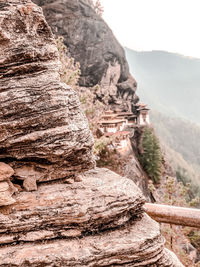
[101,0,200,58]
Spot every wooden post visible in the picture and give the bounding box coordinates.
[144,203,200,229]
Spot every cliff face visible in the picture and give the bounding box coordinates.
[33,0,139,111]
[33,0,129,86]
[0,0,94,190]
[0,1,184,266]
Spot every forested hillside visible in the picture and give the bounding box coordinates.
[151,111,200,195]
[151,111,200,168]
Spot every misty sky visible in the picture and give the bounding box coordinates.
[101,0,200,58]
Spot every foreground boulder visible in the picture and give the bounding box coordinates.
[0,168,183,266]
[0,0,95,190]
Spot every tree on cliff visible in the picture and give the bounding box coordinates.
[139,126,162,184]
[89,0,104,16]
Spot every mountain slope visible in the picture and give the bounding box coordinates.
[151,111,200,194]
[151,111,200,169]
[125,48,200,125]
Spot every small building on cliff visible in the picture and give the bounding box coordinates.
[135,102,150,125]
[98,104,150,134]
[98,111,127,133]
[97,105,150,154]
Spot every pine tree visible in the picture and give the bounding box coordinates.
[139,126,162,183]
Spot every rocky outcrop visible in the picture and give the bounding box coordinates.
[0,169,144,243]
[0,168,183,266]
[0,0,95,190]
[32,0,139,111]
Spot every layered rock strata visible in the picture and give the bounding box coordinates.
[0,0,94,190]
[33,0,139,111]
[0,168,183,266]
[0,169,144,243]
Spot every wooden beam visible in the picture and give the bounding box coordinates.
[144,203,200,229]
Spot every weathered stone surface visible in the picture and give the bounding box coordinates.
[0,168,145,243]
[0,214,163,266]
[0,168,183,266]
[0,181,16,206]
[0,162,16,205]
[32,0,139,112]
[0,0,95,187]
[156,249,184,267]
[0,162,14,181]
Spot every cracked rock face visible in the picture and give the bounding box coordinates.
[0,168,183,266]
[0,0,95,188]
[33,0,130,87]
